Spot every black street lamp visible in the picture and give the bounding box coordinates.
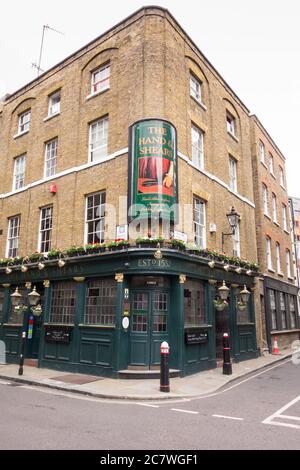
[221,206,241,252]
[10,286,41,376]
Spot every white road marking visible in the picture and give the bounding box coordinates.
[212,414,244,421]
[0,380,11,385]
[135,403,160,408]
[171,408,199,414]
[262,395,300,429]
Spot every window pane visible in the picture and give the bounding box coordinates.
[184,279,206,326]
[86,192,105,244]
[193,197,206,249]
[84,278,116,325]
[49,282,76,324]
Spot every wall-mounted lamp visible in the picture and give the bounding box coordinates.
[221,206,240,252]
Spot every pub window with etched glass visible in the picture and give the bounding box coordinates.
[84,278,116,325]
[6,215,21,258]
[49,282,76,324]
[39,206,53,253]
[184,279,206,326]
[0,289,4,323]
[269,289,277,330]
[85,191,105,244]
[279,292,287,330]
[289,295,297,329]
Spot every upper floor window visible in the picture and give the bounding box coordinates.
[259,140,265,164]
[191,125,204,170]
[286,249,291,278]
[269,153,274,175]
[279,165,285,187]
[233,222,240,258]
[91,64,110,95]
[272,193,277,223]
[18,109,31,134]
[48,90,61,116]
[193,196,206,249]
[275,242,281,273]
[44,138,58,178]
[39,206,53,253]
[190,74,202,103]
[229,156,237,192]
[226,111,236,137]
[6,216,20,258]
[89,116,109,162]
[13,154,26,191]
[85,191,106,244]
[266,236,272,270]
[282,203,288,231]
[263,184,269,216]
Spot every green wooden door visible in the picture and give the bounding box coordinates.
[130,290,169,367]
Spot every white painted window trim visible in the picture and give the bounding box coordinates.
[84,191,106,245]
[88,116,109,163]
[38,206,53,254]
[193,196,206,249]
[44,138,58,178]
[86,86,110,101]
[191,125,204,170]
[6,216,21,258]
[13,129,29,139]
[13,154,26,192]
[43,112,60,122]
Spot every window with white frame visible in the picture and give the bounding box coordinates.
[269,153,274,175]
[233,222,240,257]
[263,184,269,216]
[190,74,202,103]
[48,90,61,116]
[6,216,20,258]
[191,125,204,169]
[226,111,236,136]
[275,242,281,273]
[272,193,277,223]
[266,236,272,270]
[85,191,106,244]
[286,249,291,278]
[229,156,237,192]
[193,197,206,249]
[39,206,53,253]
[279,166,285,187]
[91,64,110,95]
[18,109,31,134]
[259,140,265,164]
[44,138,58,177]
[13,154,26,191]
[89,117,108,162]
[282,204,288,231]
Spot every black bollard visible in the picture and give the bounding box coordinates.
[160,341,170,392]
[222,333,232,375]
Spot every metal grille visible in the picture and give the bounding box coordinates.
[184,279,206,326]
[49,282,76,324]
[84,278,116,325]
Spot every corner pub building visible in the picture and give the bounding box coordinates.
[0,6,266,378]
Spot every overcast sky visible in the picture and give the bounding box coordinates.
[1,0,299,197]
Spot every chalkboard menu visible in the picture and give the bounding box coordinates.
[185,330,208,345]
[45,326,72,344]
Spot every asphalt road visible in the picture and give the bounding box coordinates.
[0,359,299,450]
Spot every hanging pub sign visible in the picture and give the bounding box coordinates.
[128,119,178,221]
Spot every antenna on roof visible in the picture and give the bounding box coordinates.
[33,24,65,77]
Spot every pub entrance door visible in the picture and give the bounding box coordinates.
[130,289,169,368]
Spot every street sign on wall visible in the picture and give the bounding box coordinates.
[128,119,178,221]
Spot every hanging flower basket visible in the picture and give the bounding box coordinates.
[213,299,228,311]
[14,305,27,315]
[237,301,247,311]
[31,305,43,317]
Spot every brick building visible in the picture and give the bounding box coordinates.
[0,6,296,377]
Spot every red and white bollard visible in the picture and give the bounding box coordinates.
[160,341,170,393]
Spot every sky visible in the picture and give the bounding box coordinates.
[1,0,299,197]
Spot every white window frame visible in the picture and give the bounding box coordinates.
[44,138,58,178]
[190,74,202,103]
[39,206,53,254]
[85,191,106,245]
[272,193,277,223]
[91,64,110,95]
[286,249,291,278]
[193,197,206,249]
[263,184,269,216]
[275,242,281,273]
[282,204,288,231]
[13,154,26,191]
[279,166,285,187]
[48,90,61,117]
[229,156,237,192]
[226,112,236,136]
[18,110,31,134]
[269,153,274,175]
[88,117,109,162]
[266,237,273,270]
[6,216,21,258]
[191,125,204,170]
[259,140,265,164]
[233,222,240,258]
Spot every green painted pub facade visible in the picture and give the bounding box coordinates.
[0,247,259,377]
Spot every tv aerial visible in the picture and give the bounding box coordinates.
[32,24,64,76]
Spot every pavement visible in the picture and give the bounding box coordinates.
[0,350,293,400]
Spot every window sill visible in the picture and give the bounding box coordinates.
[264,213,271,220]
[268,268,275,273]
[270,172,276,180]
[284,229,290,235]
[2,323,22,327]
[237,322,255,326]
[184,324,212,329]
[43,112,60,122]
[190,95,207,111]
[78,324,115,328]
[273,221,280,227]
[271,329,300,334]
[86,87,109,101]
[277,272,284,277]
[280,184,286,191]
[43,323,74,327]
[288,276,295,282]
[260,161,268,170]
[227,131,239,143]
[13,129,29,139]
